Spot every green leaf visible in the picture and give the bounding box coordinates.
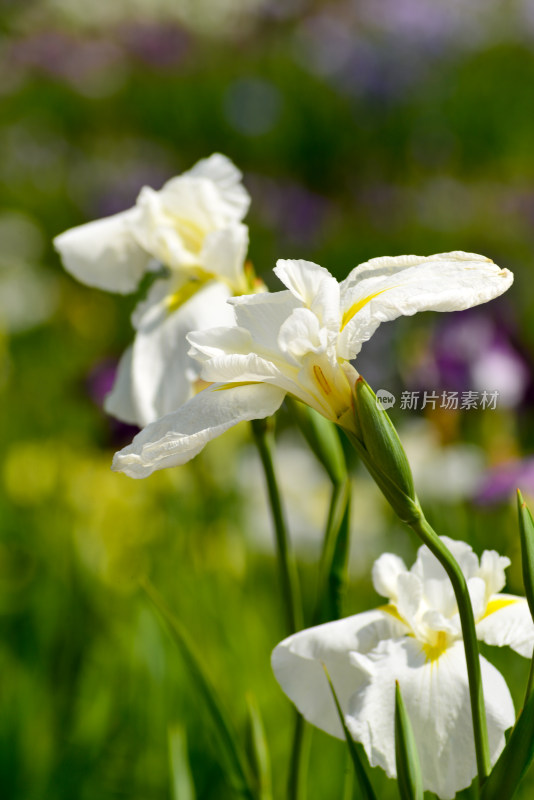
[143,580,257,799]
[517,490,534,625]
[315,477,351,624]
[480,688,534,800]
[322,664,377,800]
[394,682,423,800]
[246,693,272,800]
[168,724,196,800]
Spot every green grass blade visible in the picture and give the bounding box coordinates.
[246,693,272,800]
[517,490,534,625]
[322,665,377,800]
[394,682,423,800]
[480,688,534,800]
[143,580,257,799]
[168,724,196,800]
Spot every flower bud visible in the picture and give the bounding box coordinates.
[351,377,420,523]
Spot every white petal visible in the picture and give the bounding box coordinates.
[338,252,514,360]
[395,573,422,630]
[229,291,300,355]
[346,639,514,799]
[54,208,150,294]
[200,224,249,291]
[476,594,534,657]
[271,610,407,738]
[411,538,478,619]
[129,280,235,426]
[372,553,408,601]
[104,346,139,425]
[188,326,253,363]
[185,153,250,221]
[112,382,286,478]
[477,550,511,598]
[275,259,341,332]
[278,308,328,362]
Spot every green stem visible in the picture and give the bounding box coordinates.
[524,652,534,708]
[313,476,351,624]
[251,418,303,634]
[409,514,491,786]
[287,713,311,800]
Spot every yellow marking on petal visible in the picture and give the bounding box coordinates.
[378,603,406,625]
[313,365,332,395]
[213,381,260,391]
[422,631,448,662]
[166,277,209,314]
[341,288,394,331]
[481,596,519,619]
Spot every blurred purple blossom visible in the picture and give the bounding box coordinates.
[247,173,332,246]
[407,308,533,409]
[475,458,534,505]
[117,23,190,68]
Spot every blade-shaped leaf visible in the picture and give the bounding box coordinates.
[517,490,534,624]
[315,477,351,624]
[288,398,346,486]
[246,693,272,800]
[143,580,257,799]
[322,664,377,800]
[395,682,423,800]
[480,688,534,800]
[168,724,196,800]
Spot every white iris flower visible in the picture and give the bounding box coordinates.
[112,252,512,478]
[272,537,534,800]
[54,154,251,426]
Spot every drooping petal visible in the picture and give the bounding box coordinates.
[271,610,408,738]
[275,259,341,333]
[104,346,139,425]
[372,553,408,601]
[476,594,534,657]
[54,208,150,293]
[201,224,249,291]
[346,639,514,800]
[338,252,514,360]
[123,280,234,426]
[185,153,250,221]
[112,382,286,478]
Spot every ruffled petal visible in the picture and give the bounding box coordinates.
[275,259,341,332]
[271,610,407,738]
[54,208,150,294]
[185,153,250,221]
[229,291,300,355]
[372,553,408,601]
[338,252,514,360]
[476,594,534,657]
[112,382,286,478]
[346,639,514,799]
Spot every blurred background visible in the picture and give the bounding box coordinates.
[2,0,534,797]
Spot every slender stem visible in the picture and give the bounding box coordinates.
[409,514,491,786]
[314,476,351,624]
[251,418,303,634]
[287,713,311,800]
[524,652,534,708]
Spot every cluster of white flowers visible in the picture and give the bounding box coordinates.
[55,153,529,800]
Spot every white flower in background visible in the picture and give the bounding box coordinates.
[272,538,534,800]
[55,153,252,426]
[112,251,513,478]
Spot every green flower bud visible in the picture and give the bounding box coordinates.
[351,377,420,523]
